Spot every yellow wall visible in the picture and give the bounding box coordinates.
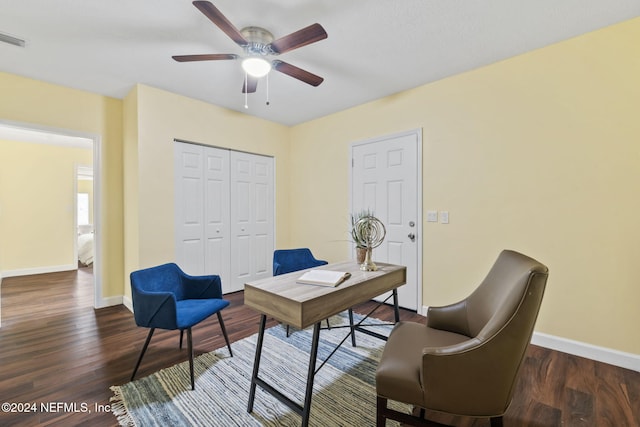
[2,16,639,357]
[122,84,291,298]
[0,72,124,299]
[290,17,640,355]
[0,140,92,271]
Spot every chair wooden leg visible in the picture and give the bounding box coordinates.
[179,329,184,349]
[216,312,233,357]
[376,396,387,427]
[490,416,504,427]
[187,327,195,390]
[131,328,155,381]
[377,397,440,427]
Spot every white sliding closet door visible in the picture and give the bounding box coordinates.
[203,147,231,283]
[174,143,208,276]
[175,142,274,294]
[229,151,274,291]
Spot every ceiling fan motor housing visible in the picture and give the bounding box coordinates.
[241,26,276,56]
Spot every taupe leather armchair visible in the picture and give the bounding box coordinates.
[376,250,548,427]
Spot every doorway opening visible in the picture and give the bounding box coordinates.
[76,165,94,270]
[0,120,101,312]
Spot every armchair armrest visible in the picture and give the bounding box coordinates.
[427,300,471,337]
[180,271,223,300]
[273,261,282,276]
[420,331,528,416]
[311,259,329,267]
[132,289,178,330]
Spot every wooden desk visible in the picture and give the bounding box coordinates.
[245,261,407,427]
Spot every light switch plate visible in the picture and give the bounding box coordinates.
[440,211,449,224]
[427,210,438,222]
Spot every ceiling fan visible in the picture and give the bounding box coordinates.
[173,1,328,94]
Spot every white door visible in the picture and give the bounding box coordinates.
[351,130,421,310]
[174,143,207,275]
[229,151,274,292]
[203,147,231,285]
[175,143,232,283]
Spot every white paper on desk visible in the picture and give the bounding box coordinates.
[296,270,351,287]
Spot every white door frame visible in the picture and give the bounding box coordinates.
[0,119,102,309]
[349,128,423,313]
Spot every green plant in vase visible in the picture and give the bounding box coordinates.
[351,209,373,262]
[351,210,386,271]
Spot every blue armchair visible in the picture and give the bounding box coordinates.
[129,263,233,390]
[273,248,328,276]
[273,248,329,336]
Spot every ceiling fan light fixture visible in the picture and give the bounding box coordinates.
[242,57,271,78]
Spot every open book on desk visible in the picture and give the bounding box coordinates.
[296,270,352,287]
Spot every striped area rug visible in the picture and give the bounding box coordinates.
[110,313,409,426]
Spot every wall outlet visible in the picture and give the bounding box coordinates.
[440,211,449,224]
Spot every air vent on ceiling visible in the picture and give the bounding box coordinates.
[0,31,26,47]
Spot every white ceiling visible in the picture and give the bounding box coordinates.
[0,0,638,126]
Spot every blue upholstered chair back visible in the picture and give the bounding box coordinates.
[130,263,223,330]
[131,263,185,299]
[273,248,328,276]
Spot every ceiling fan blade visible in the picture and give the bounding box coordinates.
[273,60,324,87]
[172,54,237,62]
[242,76,258,93]
[270,23,327,54]
[193,1,247,46]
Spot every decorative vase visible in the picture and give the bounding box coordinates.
[356,247,367,264]
[352,215,386,271]
[360,247,377,271]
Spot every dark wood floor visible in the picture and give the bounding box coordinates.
[0,269,638,427]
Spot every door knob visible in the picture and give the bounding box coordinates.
[408,233,415,242]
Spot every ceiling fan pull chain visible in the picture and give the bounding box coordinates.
[266,72,270,106]
[244,71,249,109]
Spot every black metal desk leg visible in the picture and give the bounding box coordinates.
[392,289,400,323]
[247,314,267,413]
[301,322,321,427]
[348,308,356,347]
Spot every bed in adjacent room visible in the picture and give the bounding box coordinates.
[78,224,94,266]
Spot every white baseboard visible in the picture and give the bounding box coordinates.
[421,305,640,373]
[122,295,133,312]
[531,332,640,373]
[1,264,77,278]
[420,305,429,316]
[95,295,123,309]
